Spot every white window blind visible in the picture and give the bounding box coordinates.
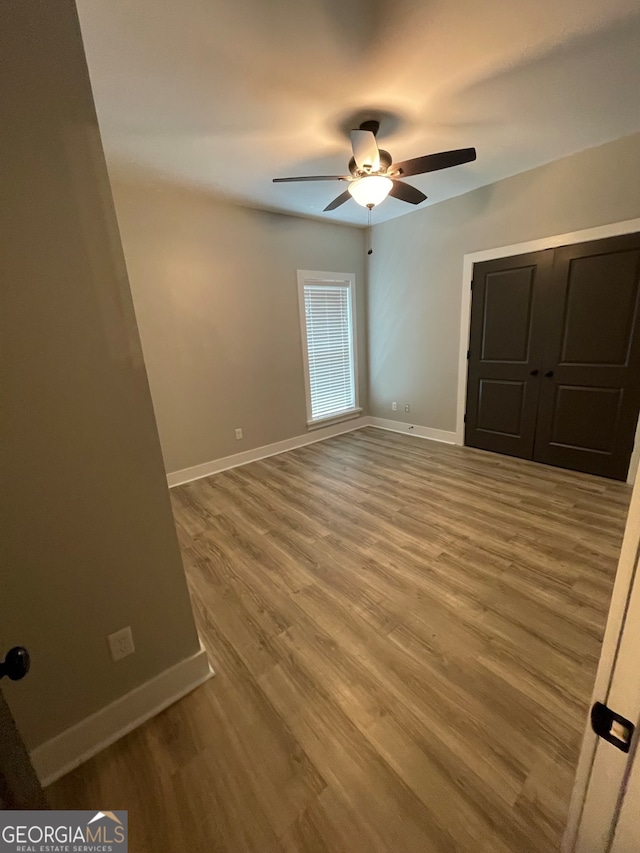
[300,276,357,424]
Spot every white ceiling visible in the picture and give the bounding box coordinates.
[77,0,640,226]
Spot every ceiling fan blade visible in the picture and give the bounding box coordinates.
[389,181,427,205]
[350,130,380,172]
[391,147,476,178]
[273,175,349,183]
[324,190,352,212]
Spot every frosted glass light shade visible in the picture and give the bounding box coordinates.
[348,175,393,208]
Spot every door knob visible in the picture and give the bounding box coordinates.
[0,646,31,681]
[529,369,539,376]
[544,370,554,378]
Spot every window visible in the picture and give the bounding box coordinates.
[297,270,360,427]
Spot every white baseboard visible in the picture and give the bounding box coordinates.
[368,417,458,445]
[167,416,371,487]
[32,647,213,786]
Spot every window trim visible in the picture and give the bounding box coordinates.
[297,270,361,429]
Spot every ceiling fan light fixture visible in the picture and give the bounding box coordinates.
[348,175,393,208]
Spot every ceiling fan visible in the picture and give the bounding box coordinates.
[273,120,476,212]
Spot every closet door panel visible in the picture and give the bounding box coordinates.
[465,251,552,459]
[534,234,640,480]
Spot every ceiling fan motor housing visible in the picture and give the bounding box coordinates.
[348,149,392,177]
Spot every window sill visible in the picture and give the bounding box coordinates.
[306,408,363,431]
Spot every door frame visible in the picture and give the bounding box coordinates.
[456,216,640,482]
[565,469,640,851]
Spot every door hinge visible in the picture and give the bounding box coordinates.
[466,349,470,360]
[591,702,635,753]
[463,413,467,424]
[470,280,474,290]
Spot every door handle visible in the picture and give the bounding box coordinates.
[529,369,539,376]
[0,646,30,681]
[591,702,634,754]
[544,370,554,378]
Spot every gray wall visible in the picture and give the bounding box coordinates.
[0,1,200,748]
[368,133,640,432]
[108,172,368,474]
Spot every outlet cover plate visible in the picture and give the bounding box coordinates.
[108,626,135,662]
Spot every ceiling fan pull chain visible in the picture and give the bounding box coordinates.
[367,206,373,255]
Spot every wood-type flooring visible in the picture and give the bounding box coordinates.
[49,428,631,852]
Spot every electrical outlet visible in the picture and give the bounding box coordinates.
[391,401,397,411]
[404,404,411,413]
[235,428,243,440]
[108,626,135,662]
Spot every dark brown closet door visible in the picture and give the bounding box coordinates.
[534,234,640,480]
[465,250,553,459]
